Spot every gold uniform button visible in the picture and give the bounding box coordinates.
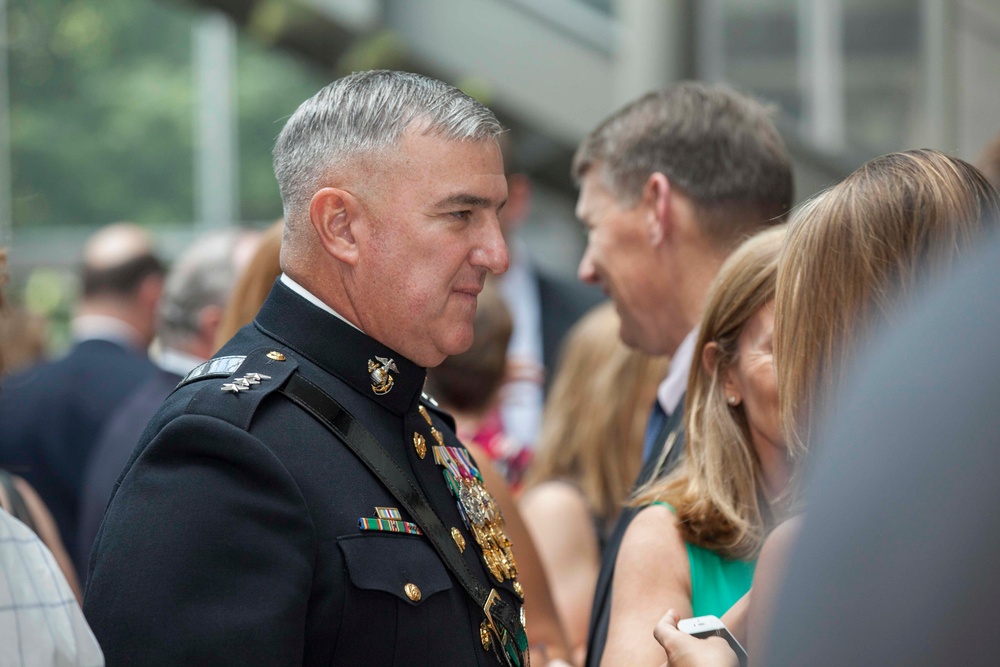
[266,351,286,361]
[413,432,427,459]
[480,621,492,651]
[404,583,421,602]
[451,527,466,552]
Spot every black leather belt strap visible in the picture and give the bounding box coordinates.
[280,372,529,667]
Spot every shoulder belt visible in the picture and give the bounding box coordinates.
[280,372,529,667]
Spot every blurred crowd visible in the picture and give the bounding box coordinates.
[1,70,1000,667]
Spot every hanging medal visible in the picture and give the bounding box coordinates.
[432,444,519,583]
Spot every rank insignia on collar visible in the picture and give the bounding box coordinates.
[368,356,398,395]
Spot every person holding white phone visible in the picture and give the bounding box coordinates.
[600,227,791,666]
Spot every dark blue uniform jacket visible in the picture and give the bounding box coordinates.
[84,280,523,666]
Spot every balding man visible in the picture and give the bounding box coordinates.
[76,229,254,577]
[85,71,532,666]
[0,222,164,576]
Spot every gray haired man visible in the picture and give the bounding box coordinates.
[85,71,529,666]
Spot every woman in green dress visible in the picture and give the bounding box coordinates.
[599,226,789,666]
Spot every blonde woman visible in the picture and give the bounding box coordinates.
[600,227,787,666]
[654,149,1000,667]
[519,302,669,665]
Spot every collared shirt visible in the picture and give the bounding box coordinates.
[280,274,363,333]
[155,347,206,378]
[656,327,699,416]
[71,315,144,351]
[0,509,105,666]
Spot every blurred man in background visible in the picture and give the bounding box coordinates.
[76,228,256,577]
[494,136,603,465]
[0,222,164,578]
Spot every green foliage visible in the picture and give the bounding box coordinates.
[8,0,328,229]
[235,40,330,223]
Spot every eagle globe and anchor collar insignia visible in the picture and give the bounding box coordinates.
[368,356,399,395]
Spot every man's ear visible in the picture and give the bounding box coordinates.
[197,304,223,345]
[643,172,672,245]
[309,187,360,265]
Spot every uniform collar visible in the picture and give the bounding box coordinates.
[657,327,698,416]
[254,279,426,416]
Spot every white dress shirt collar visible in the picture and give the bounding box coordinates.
[657,327,699,416]
[280,274,363,333]
[71,315,143,350]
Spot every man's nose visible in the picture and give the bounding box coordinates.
[475,216,510,275]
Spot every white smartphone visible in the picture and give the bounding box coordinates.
[677,615,749,667]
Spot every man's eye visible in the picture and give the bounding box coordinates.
[450,210,472,221]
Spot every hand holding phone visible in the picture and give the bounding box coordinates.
[677,615,748,667]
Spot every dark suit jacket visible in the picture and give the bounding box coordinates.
[584,400,687,667]
[0,337,156,577]
[76,368,182,575]
[84,281,524,666]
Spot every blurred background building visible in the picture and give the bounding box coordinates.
[1,0,998,355]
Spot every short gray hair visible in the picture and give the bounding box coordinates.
[158,230,243,348]
[573,82,793,249]
[273,70,505,223]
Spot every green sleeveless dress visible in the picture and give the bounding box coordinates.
[653,501,756,617]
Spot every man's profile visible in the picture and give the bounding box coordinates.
[85,70,530,667]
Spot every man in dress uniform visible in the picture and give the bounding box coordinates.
[572,83,793,666]
[84,70,531,666]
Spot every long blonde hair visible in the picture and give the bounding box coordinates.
[524,303,669,532]
[633,227,786,559]
[776,149,1000,466]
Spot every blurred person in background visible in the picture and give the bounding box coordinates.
[76,228,256,578]
[572,82,793,667]
[0,222,164,579]
[653,149,1000,667]
[494,136,603,459]
[0,300,48,376]
[0,248,105,666]
[602,227,786,666]
[518,301,669,666]
[213,220,283,348]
